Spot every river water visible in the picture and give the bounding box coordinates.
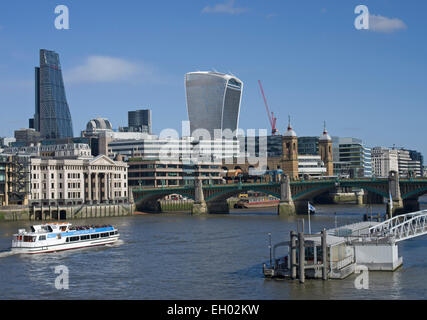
[1,197,427,300]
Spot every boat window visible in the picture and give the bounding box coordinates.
[109,232,115,236]
[80,235,90,241]
[91,234,100,239]
[70,236,79,242]
[115,231,118,235]
[101,233,109,238]
[39,235,46,241]
[24,236,36,242]
[66,238,70,243]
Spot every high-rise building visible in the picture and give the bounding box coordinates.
[128,109,152,134]
[34,49,74,140]
[185,71,243,138]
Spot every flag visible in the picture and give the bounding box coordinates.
[308,202,316,213]
[389,192,393,210]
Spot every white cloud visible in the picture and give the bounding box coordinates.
[369,14,407,33]
[202,0,248,15]
[64,56,167,85]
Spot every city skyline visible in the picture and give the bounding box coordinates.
[0,1,426,156]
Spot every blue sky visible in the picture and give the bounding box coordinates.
[0,0,426,156]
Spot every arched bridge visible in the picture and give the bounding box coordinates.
[131,174,427,215]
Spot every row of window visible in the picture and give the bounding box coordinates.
[65,231,117,242]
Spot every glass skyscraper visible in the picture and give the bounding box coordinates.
[34,49,73,139]
[185,71,243,138]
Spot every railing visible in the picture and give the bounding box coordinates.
[369,210,427,242]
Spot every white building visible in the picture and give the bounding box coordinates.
[298,155,327,177]
[398,149,422,177]
[371,147,399,178]
[108,136,240,163]
[29,155,128,206]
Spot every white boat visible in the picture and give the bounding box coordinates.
[11,223,120,254]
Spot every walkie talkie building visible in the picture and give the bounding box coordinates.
[34,49,74,139]
[185,71,243,138]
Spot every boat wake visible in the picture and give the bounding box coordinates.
[0,250,19,258]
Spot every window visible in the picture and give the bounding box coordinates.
[91,234,100,239]
[70,236,79,242]
[80,235,90,241]
[38,235,46,241]
[109,232,115,236]
[101,233,109,238]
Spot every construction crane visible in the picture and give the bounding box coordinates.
[258,80,279,135]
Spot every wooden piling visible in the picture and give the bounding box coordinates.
[298,232,305,283]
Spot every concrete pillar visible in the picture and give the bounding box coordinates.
[192,179,207,215]
[388,171,403,216]
[321,229,328,281]
[355,190,365,205]
[278,174,296,216]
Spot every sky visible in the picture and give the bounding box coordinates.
[0,0,426,156]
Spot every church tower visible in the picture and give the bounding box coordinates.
[281,116,299,180]
[319,122,333,176]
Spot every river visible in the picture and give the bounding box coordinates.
[1,197,427,300]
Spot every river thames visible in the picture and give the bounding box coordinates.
[1,197,427,300]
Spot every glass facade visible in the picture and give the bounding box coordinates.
[185,72,243,138]
[128,109,152,134]
[35,49,73,139]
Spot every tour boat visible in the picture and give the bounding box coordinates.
[11,223,120,254]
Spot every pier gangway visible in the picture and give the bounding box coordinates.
[369,209,427,242]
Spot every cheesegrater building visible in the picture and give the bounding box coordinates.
[34,49,74,139]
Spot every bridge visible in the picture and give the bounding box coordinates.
[131,171,427,215]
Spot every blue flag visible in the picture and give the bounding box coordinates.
[308,202,316,212]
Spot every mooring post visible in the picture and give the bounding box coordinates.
[321,229,328,281]
[291,231,297,280]
[298,232,305,283]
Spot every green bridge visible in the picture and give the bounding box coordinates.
[132,172,427,215]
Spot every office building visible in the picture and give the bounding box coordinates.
[128,158,224,188]
[128,109,152,134]
[332,137,372,178]
[108,136,240,162]
[397,149,422,177]
[29,155,128,207]
[185,71,243,137]
[371,147,399,178]
[14,128,41,145]
[34,49,74,139]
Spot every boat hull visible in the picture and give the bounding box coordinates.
[11,235,119,254]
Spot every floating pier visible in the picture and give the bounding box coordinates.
[264,209,427,282]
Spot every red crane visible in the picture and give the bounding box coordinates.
[258,80,278,135]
